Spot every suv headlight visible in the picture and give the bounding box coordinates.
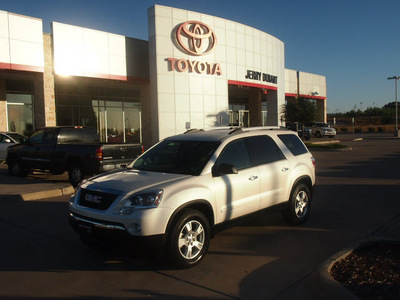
[120,190,163,215]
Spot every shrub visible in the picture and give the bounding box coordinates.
[368,127,375,133]
[340,127,348,132]
[377,127,385,132]
[355,127,362,133]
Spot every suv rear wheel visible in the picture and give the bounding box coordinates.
[168,209,210,268]
[284,183,311,225]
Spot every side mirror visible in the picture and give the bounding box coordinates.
[212,163,238,177]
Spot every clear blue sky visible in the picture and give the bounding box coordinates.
[2,0,400,113]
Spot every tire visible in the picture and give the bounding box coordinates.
[167,209,210,268]
[8,158,26,177]
[68,162,85,187]
[284,183,311,225]
[316,131,321,138]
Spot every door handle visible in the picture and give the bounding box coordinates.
[281,167,289,172]
[249,175,258,181]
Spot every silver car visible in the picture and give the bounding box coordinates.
[0,132,26,160]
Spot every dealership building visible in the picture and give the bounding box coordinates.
[0,5,327,147]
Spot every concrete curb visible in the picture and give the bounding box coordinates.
[21,185,75,201]
[318,245,360,299]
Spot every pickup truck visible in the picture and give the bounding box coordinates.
[6,126,143,186]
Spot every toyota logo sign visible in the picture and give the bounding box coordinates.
[176,21,217,56]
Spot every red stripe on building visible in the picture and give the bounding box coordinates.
[0,62,44,73]
[228,80,278,90]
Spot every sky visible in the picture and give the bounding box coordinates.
[1,0,400,113]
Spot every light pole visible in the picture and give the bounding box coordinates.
[387,76,399,137]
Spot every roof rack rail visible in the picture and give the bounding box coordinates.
[205,126,240,131]
[241,126,287,131]
[184,129,205,134]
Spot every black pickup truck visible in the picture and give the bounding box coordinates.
[6,126,143,186]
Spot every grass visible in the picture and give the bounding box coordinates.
[305,142,350,150]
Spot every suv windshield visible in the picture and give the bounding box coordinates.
[130,140,220,175]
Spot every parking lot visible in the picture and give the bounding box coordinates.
[0,137,399,299]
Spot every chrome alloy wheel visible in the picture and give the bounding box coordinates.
[294,190,309,218]
[178,220,205,260]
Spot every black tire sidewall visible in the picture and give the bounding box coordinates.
[8,159,25,177]
[168,209,210,268]
[68,163,84,187]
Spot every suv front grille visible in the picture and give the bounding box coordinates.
[78,188,119,210]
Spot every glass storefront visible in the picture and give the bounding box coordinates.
[6,79,35,136]
[6,94,34,135]
[55,81,142,144]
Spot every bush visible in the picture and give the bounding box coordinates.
[368,127,375,133]
[355,127,362,133]
[340,127,348,132]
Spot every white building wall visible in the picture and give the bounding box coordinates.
[149,5,285,143]
[0,10,44,72]
[52,22,127,80]
[298,71,326,98]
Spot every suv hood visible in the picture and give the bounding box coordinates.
[81,169,191,195]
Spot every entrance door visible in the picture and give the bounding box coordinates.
[228,110,250,127]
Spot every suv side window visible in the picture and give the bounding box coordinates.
[278,134,308,156]
[216,139,251,170]
[246,135,286,165]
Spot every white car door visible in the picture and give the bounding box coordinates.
[246,135,291,208]
[213,138,261,223]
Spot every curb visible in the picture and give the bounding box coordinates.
[318,245,360,299]
[21,185,75,201]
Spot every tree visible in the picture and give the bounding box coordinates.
[284,97,318,124]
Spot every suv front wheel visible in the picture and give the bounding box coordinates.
[284,183,311,225]
[168,209,210,268]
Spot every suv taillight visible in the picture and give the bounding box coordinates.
[311,156,316,167]
[95,147,103,160]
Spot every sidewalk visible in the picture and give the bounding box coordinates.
[0,162,74,201]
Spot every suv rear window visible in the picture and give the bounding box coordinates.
[278,134,308,156]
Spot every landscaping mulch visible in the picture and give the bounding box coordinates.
[330,241,400,299]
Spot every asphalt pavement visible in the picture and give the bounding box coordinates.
[0,136,399,299]
[0,162,74,201]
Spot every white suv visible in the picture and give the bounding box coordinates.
[69,127,316,268]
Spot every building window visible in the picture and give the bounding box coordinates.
[55,82,142,144]
[6,94,34,136]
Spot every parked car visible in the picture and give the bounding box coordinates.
[6,126,143,186]
[69,126,316,268]
[285,122,311,140]
[0,132,27,160]
[306,122,336,138]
